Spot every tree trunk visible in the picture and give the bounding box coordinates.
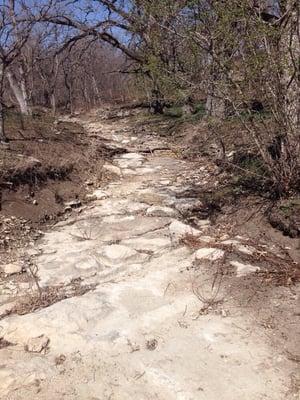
[281,1,300,137]
[205,52,226,119]
[92,75,101,105]
[7,69,31,115]
[205,91,226,118]
[0,62,8,143]
[50,92,56,116]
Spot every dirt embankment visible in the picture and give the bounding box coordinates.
[150,113,300,263]
[0,109,114,258]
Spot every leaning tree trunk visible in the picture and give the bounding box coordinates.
[0,62,7,143]
[7,69,32,116]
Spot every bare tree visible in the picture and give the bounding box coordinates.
[0,0,36,142]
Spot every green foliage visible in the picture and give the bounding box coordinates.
[193,102,206,116]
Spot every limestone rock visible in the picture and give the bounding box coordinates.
[25,335,50,354]
[159,179,171,185]
[0,369,18,397]
[103,163,122,176]
[0,301,16,316]
[236,244,256,255]
[121,153,144,160]
[221,239,240,246]
[169,220,201,241]
[221,240,256,255]
[195,219,210,228]
[97,244,148,266]
[230,261,260,277]
[175,199,204,214]
[194,248,225,261]
[65,200,81,209]
[122,168,137,176]
[86,189,108,201]
[1,263,22,275]
[122,237,171,253]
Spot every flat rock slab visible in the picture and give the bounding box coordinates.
[30,216,172,286]
[97,244,149,266]
[121,236,171,253]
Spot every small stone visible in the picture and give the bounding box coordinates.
[159,180,171,185]
[221,240,256,255]
[236,244,256,255]
[0,301,16,316]
[103,163,122,176]
[194,248,225,261]
[230,261,260,277]
[146,339,158,351]
[65,200,81,208]
[175,199,204,214]
[1,263,22,275]
[127,340,140,353]
[86,189,108,201]
[146,206,177,217]
[195,219,210,227]
[32,200,38,206]
[221,309,228,318]
[221,239,240,246]
[55,354,67,365]
[25,335,50,354]
[169,220,201,241]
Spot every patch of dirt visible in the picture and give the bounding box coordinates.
[215,198,300,263]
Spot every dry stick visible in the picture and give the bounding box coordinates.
[26,263,42,298]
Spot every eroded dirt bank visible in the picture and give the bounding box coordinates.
[0,110,299,399]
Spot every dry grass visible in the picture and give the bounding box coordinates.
[0,279,96,319]
[181,233,300,287]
